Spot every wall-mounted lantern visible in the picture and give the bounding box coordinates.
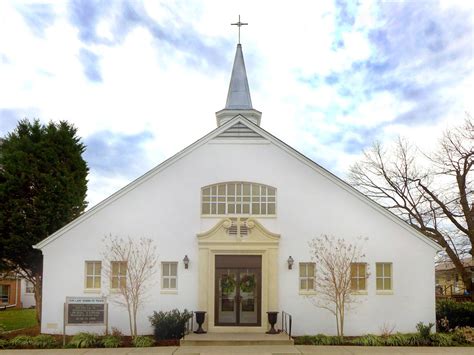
[183,255,190,269]
[287,256,294,270]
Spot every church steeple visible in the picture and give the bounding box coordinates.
[225,44,253,110]
[216,17,262,127]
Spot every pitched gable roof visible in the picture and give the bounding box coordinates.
[34,115,442,251]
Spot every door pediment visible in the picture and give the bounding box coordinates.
[197,218,280,246]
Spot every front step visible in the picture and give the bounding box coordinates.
[180,332,294,346]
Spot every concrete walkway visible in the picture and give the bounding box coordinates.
[1,346,473,354]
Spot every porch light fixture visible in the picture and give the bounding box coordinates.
[183,255,190,269]
[287,256,294,270]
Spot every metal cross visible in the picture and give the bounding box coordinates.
[231,15,248,44]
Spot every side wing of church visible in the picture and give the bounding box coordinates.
[35,43,441,336]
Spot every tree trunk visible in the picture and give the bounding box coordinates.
[33,274,42,325]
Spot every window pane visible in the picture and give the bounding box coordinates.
[112,262,118,275]
[307,265,315,277]
[261,186,267,194]
[86,262,93,275]
[351,279,357,290]
[203,187,210,195]
[119,263,126,275]
[242,204,249,214]
[96,262,101,274]
[211,186,217,195]
[94,277,101,289]
[218,184,225,195]
[120,277,126,288]
[261,204,266,214]
[299,264,306,277]
[268,187,275,196]
[360,278,366,290]
[300,279,307,290]
[252,203,260,214]
[170,263,177,276]
[228,184,235,195]
[163,263,169,276]
[163,278,169,289]
[86,277,93,288]
[350,264,357,276]
[217,203,225,214]
[237,184,241,194]
[376,278,383,290]
[384,263,391,276]
[376,263,383,277]
[384,278,391,290]
[359,264,365,276]
[211,204,216,214]
[307,278,314,290]
[170,278,176,289]
[228,204,235,213]
[268,204,275,214]
[243,183,250,195]
[236,205,241,213]
[112,278,118,289]
[252,184,259,194]
[202,203,210,214]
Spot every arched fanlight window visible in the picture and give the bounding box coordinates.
[201,182,276,216]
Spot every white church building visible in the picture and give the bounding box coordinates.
[35,42,441,336]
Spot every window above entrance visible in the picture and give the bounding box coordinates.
[201,182,276,216]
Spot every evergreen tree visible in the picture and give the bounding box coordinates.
[0,119,88,322]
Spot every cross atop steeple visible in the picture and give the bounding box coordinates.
[231,15,248,44]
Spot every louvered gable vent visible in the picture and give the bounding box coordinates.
[215,122,264,140]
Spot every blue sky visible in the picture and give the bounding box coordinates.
[0,0,472,207]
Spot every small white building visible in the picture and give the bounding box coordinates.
[35,43,440,336]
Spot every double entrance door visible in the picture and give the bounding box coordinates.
[215,255,261,326]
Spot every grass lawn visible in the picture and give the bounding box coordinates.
[0,308,37,331]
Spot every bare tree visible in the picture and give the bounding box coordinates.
[102,236,158,337]
[308,235,368,337]
[349,117,473,298]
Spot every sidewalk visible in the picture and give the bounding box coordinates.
[1,346,473,354]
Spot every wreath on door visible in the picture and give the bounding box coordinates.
[221,275,236,294]
[240,274,256,293]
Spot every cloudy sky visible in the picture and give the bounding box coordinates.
[0,0,472,208]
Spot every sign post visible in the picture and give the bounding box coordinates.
[63,296,107,344]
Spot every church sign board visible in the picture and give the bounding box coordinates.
[65,297,106,325]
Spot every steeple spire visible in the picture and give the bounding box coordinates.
[225,44,253,110]
[216,17,262,127]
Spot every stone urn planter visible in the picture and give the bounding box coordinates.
[266,311,279,334]
[194,311,207,334]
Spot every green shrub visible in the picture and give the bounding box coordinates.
[430,332,454,346]
[149,309,193,340]
[9,335,34,349]
[453,326,474,344]
[132,335,154,347]
[294,334,345,345]
[101,335,122,348]
[416,321,434,340]
[68,332,101,348]
[352,334,383,346]
[405,333,425,346]
[0,339,9,349]
[437,300,474,330]
[384,333,410,346]
[32,334,58,349]
[294,335,313,345]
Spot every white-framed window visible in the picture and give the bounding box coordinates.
[350,263,367,291]
[161,262,178,290]
[201,182,276,216]
[25,280,35,294]
[111,261,127,289]
[85,261,102,290]
[376,262,392,291]
[299,262,315,292]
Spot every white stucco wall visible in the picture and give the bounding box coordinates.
[39,133,437,336]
